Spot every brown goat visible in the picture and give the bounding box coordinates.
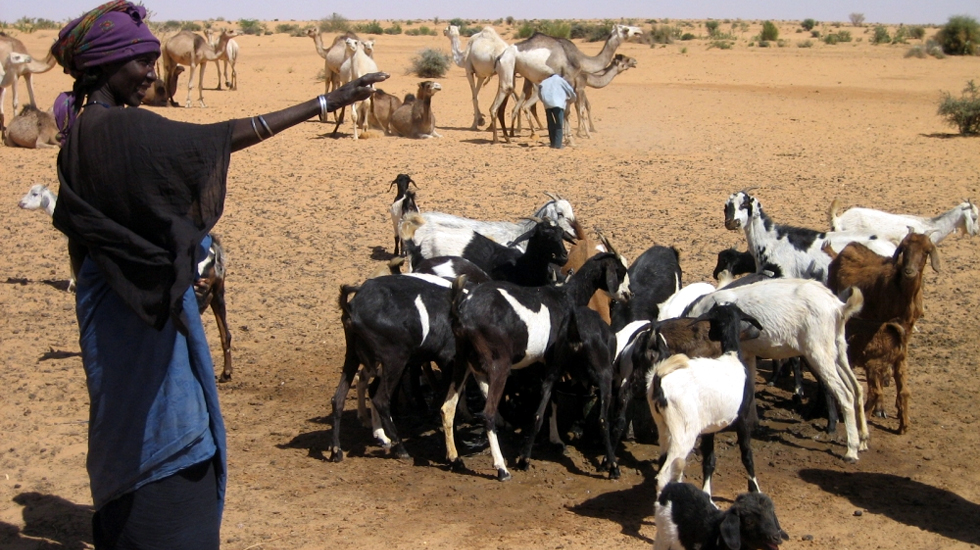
[845,318,910,433]
[825,229,940,328]
[560,226,611,323]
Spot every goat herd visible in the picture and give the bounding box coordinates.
[328,174,978,549]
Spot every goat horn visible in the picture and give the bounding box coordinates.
[520,216,544,224]
[738,186,759,195]
[597,229,620,257]
[544,192,559,202]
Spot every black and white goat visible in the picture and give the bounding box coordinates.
[389,174,418,256]
[685,278,869,462]
[332,272,459,461]
[609,244,682,330]
[407,193,580,257]
[442,252,632,481]
[647,303,764,495]
[724,190,895,284]
[654,481,789,550]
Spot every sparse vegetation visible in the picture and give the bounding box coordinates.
[705,20,720,36]
[935,15,980,55]
[937,80,980,134]
[506,16,515,26]
[238,19,266,35]
[811,30,821,38]
[516,19,571,39]
[354,20,384,35]
[871,25,890,44]
[801,18,817,31]
[849,13,865,27]
[680,32,696,41]
[909,26,926,40]
[709,39,734,50]
[10,17,60,33]
[905,41,946,59]
[410,48,451,78]
[319,13,350,33]
[384,23,403,35]
[823,30,852,44]
[760,20,779,41]
[647,24,681,44]
[798,39,814,48]
[570,21,613,42]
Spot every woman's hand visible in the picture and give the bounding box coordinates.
[326,72,390,111]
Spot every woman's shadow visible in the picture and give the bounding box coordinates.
[799,469,980,544]
[0,492,93,549]
[567,468,659,544]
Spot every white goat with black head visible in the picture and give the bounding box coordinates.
[647,303,764,496]
[408,192,580,258]
[442,252,632,481]
[388,174,418,256]
[724,190,895,284]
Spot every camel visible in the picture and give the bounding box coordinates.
[518,54,638,138]
[366,89,403,135]
[443,25,510,129]
[1,34,57,136]
[331,38,378,140]
[488,24,642,143]
[141,64,183,107]
[308,30,375,124]
[205,28,239,90]
[390,81,442,139]
[162,30,237,107]
[3,104,59,148]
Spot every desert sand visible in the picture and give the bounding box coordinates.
[1,20,979,549]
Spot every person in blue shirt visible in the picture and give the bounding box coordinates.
[539,73,577,149]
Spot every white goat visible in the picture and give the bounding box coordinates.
[656,282,717,321]
[725,190,895,285]
[685,278,869,462]
[19,184,73,291]
[828,198,979,245]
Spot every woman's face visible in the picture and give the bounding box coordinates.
[104,52,159,107]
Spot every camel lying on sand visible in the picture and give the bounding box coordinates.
[390,81,442,139]
[3,104,59,148]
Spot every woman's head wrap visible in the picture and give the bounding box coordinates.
[51,1,160,142]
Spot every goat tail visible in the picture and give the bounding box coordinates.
[841,287,864,322]
[646,354,691,410]
[651,374,668,411]
[450,275,468,322]
[828,197,843,230]
[338,284,360,317]
[398,212,425,242]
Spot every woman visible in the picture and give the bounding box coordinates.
[49,3,387,548]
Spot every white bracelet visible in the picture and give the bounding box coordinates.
[250,117,264,141]
[317,95,329,122]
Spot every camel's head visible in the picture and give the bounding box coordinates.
[221,29,238,39]
[344,37,359,52]
[306,28,319,38]
[361,39,376,56]
[614,54,638,70]
[418,81,442,97]
[443,25,460,38]
[614,25,644,41]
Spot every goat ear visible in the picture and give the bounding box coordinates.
[929,247,941,273]
[719,513,742,550]
[739,311,764,332]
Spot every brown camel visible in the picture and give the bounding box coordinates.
[162,30,237,107]
[1,34,57,135]
[3,104,59,148]
[366,89,403,135]
[141,65,184,107]
[390,81,442,139]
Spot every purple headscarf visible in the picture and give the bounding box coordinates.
[51,1,160,142]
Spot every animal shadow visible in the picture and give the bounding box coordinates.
[798,469,980,544]
[370,246,396,261]
[0,492,93,550]
[39,348,82,362]
[568,470,657,544]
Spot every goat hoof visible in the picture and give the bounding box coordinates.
[497,469,512,482]
[328,448,344,462]
[608,465,621,480]
[515,457,530,471]
[218,374,231,383]
[393,444,410,459]
[843,454,859,464]
[450,458,465,473]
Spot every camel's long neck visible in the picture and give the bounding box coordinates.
[448,33,465,67]
[578,35,622,73]
[311,34,328,58]
[585,64,621,89]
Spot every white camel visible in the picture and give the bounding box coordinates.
[162,30,237,107]
[1,34,57,135]
[332,38,378,140]
[488,24,642,143]
[308,30,374,123]
[443,25,509,130]
[205,28,239,90]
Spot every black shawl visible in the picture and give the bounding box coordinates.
[53,106,233,330]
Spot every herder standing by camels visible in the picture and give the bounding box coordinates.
[48,2,387,548]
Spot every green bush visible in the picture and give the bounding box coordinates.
[758,40,771,47]
[935,15,980,55]
[937,80,980,134]
[516,21,536,39]
[908,26,926,40]
[760,20,779,41]
[449,18,466,27]
[709,39,734,50]
[823,30,852,44]
[275,23,300,34]
[11,17,60,33]
[811,30,821,38]
[801,18,817,31]
[161,20,182,32]
[238,19,266,35]
[405,28,421,36]
[680,32,696,41]
[410,48,451,78]
[871,25,890,44]
[891,25,909,44]
[570,21,612,42]
[797,39,814,48]
[319,13,350,33]
[539,20,571,38]
[418,25,434,36]
[354,20,384,35]
[460,26,480,37]
[181,21,201,32]
[705,20,720,36]
[384,23,402,35]
[648,24,681,44]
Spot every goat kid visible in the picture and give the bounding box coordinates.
[389,173,418,256]
[442,253,632,481]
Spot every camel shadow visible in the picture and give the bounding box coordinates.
[568,470,658,543]
[919,132,973,139]
[798,469,980,544]
[0,493,93,550]
[38,348,82,362]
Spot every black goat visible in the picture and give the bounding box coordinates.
[610,245,682,330]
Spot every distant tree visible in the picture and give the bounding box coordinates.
[935,15,980,55]
[849,13,865,27]
[801,18,817,31]
[760,20,779,41]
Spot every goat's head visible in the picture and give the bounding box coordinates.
[962,199,979,237]
[723,492,789,550]
[894,229,941,279]
[690,303,764,345]
[724,189,759,231]
[388,173,416,194]
[595,253,632,302]
[540,193,580,239]
[512,217,572,266]
[18,184,50,210]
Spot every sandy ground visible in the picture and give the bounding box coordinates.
[2,20,979,549]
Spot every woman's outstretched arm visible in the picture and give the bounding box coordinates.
[230,72,389,151]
